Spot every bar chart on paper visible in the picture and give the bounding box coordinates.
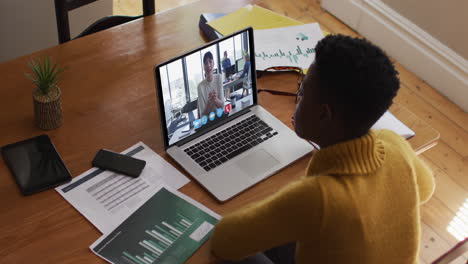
[129,213,196,264]
[91,187,219,264]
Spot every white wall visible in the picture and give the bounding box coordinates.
[0,0,112,63]
[382,0,468,60]
[321,0,468,112]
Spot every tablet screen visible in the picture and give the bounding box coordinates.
[1,135,72,195]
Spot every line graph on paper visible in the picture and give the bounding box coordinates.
[254,23,324,71]
[255,46,315,65]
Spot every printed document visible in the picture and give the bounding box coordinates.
[91,185,220,264]
[254,23,324,71]
[372,111,415,139]
[56,142,190,234]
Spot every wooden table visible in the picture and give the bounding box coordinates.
[0,0,439,263]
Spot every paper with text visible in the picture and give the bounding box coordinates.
[90,185,220,264]
[56,142,190,234]
[254,23,324,71]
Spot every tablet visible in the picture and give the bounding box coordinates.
[1,135,72,195]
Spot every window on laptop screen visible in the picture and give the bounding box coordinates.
[158,30,254,146]
[236,58,245,73]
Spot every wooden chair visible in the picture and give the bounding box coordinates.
[54,0,155,44]
[431,238,468,264]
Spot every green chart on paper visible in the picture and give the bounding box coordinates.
[255,45,315,64]
[92,188,219,264]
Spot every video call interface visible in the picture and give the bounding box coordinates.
[159,31,254,145]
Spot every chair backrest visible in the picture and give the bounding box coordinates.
[54,0,155,44]
[181,100,198,128]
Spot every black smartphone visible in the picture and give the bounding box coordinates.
[92,149,146,178]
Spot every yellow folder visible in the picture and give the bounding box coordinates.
[207,4,303,35]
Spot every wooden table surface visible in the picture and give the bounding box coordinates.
[0,0,439,263]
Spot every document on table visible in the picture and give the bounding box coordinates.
[91,185,220,264]
[207,4,303,36]
[56,142,190,234]
[371,111,415,139]
[254,23,324,71]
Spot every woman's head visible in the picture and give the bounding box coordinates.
[203,51,214,81]
[294,34,399,147]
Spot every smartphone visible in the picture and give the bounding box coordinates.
[92,149,146,178]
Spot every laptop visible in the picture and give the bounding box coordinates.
[154,27,314,202]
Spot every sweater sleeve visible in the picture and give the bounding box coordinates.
[377,129,435,205]
[393,131,435,204]
[210,179,323,261]
[413,155,435,204]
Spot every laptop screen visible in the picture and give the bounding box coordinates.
[155,28,256,148]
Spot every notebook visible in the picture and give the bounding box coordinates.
[207,4,303,36]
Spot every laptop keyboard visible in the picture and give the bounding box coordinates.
[183,115,278,172]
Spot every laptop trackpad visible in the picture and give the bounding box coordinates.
[236,149,279,178]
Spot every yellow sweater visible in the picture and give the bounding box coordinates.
[211,130,435,263]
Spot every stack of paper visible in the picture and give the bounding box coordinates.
[206,5,326,71]
[56,142,219,263]
[56,142,190,233]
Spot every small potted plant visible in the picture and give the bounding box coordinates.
[25,57,65,130]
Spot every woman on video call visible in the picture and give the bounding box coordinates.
[197,51,225,117]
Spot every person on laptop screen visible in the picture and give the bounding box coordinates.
[211,35,434,263]
[236,53,251,79]
[222,51,232,73]
[197,51,225,117]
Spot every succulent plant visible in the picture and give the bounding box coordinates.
[25,56,65,95]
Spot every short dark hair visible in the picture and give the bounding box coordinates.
[314,34,399,133]
[203,51,213,65]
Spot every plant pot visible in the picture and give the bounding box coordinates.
[33,86,63,130]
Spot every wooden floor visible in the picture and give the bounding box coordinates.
[114,0,468,263]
